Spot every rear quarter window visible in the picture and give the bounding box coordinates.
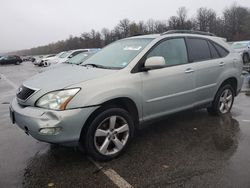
[212,42,229,58]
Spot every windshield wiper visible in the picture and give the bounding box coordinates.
[81,63,121,70]
[81,63,111,69]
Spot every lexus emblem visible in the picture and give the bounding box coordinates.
[17,87,23,95]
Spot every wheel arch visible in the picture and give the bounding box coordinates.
[79,97,139,143]
[218,77,237,96]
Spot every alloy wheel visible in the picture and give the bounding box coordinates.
[94,115,129,156]
[219,89,233,114]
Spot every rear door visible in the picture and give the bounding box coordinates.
[186,37,229,106]
[141,38,196,121]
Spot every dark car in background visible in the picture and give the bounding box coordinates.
[0,55,22,65]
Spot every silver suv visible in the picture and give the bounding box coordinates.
[10,30,244,161]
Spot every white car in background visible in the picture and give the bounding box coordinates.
[231,41,250,64]
[47,48,101,66]
[40,50,100,73]
[36,54,56,66]
[33,55,45,66]
[41,52,65,67]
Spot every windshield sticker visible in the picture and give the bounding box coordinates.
[123,46,142,51]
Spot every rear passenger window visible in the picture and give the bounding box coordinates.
[147,38,188,66]
[208,41,220,59]
[186,38,211,62]
[212,42,229,57]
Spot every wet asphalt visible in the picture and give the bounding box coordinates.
[0,62,250,188]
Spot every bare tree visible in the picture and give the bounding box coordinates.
[117,18,130,38]
[168,7,194,30]
[223,4,250,40]
[196,7,217,32]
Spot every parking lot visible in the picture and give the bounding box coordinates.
[0,62,250,187]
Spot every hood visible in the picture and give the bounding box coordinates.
[23,65,118,91]
[38,62,69,73]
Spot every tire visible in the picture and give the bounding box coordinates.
[207,84,234,116]
[243,53,249,64]
[15,61,20,65]
[84,107,135,161]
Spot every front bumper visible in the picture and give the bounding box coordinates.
[10,98,98,146]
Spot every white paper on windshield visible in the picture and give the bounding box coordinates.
[123,46,142,51]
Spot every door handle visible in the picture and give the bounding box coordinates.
[219,62,225,66]
[185,68,194,74]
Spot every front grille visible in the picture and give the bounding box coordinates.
[16,85,36,101]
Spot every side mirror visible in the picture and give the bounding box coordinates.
[143,56,166,71]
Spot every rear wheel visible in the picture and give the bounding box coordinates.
[84,107,134,161]
[15,61,20,65]
[207,84,234,115]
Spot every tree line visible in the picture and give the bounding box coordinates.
[12,3,250,56]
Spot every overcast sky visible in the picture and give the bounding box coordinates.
[0,0,248,52]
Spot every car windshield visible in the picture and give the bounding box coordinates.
[0,56,7,60]
[59,52,69,58]
[232,43,248,49]
[81,38,153,69]
[65,52,94,65]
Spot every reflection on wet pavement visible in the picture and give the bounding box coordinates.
[22,145,116,188]
[99,110,241,187]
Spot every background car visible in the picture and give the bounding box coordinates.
[36,54,56,66]
[231,41,250,64]
[33,55,45,66]
[63,50,100,65]
[47,48,101,66]
[40,51,100,73]
[0,55,22,65]
[41,52,65,67]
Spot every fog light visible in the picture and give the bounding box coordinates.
[39,127,62,135]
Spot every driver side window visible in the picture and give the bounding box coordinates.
[147,38,188,67]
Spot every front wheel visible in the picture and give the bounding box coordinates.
[207,85,234,115]
[84,108,135,161]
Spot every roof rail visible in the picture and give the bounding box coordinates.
[161,30,216,36]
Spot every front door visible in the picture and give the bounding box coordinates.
[141,38,195,121]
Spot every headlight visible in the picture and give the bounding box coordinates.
[36,88,80,110]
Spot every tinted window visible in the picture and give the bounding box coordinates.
[213,42,229,57]
[186,38,211,62]
[208,41,220,59]
[147,38,188,66]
